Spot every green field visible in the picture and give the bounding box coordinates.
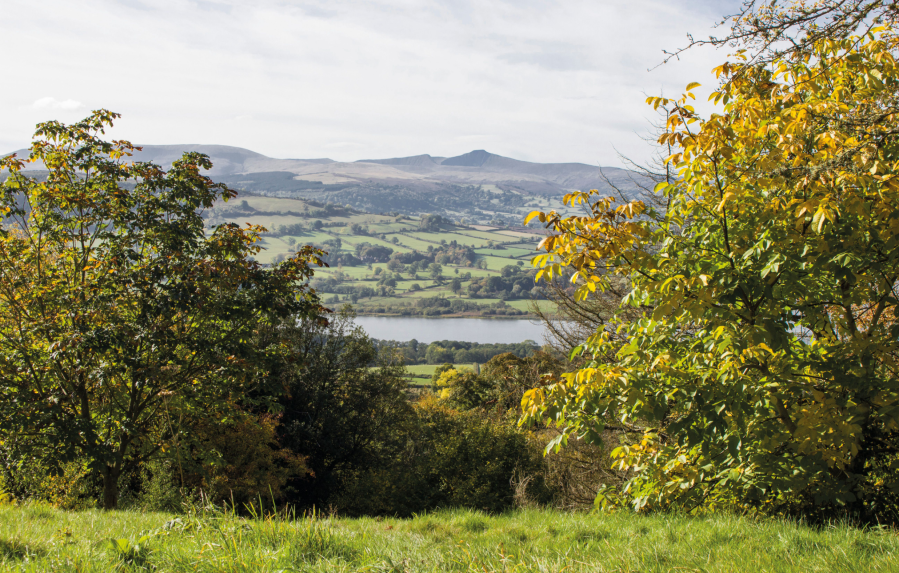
[0,503,893,572]
[404,363,476,379]
[209,200,553,318]
[476,254,522,270]
[334,234,412,253]
[454,230,522,243]
[475,247,536,258]
[385,233,436,251]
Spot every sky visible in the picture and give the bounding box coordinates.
[2,0,741,166]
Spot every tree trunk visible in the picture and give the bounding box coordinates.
[102,466,120,510]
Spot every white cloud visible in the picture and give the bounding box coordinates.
[325,141,365,149]
[1,0,743,166]
[31,97,84,111]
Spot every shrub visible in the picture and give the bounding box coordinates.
[264,308,411,509]
[335,397,552,515]
[179,414,308,509]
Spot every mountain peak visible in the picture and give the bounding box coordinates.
[440,150,494,168]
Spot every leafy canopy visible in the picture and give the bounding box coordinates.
[523,27,899,519]
[0,111,325,509]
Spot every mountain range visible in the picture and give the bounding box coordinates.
[7,144,651,223]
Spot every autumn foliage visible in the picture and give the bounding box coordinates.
[524,27,899,520]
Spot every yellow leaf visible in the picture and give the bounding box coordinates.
[524,210,544,225]
[716,192,735,212]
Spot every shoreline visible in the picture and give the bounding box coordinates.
[352,311,542,319]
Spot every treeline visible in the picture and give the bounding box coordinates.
[211,197,360,227]
[321,294,531,316]
[5,307,588,516]
[299,238,486,274]
[467,264,540,299]
[352,298,530,317]
[376,339,540,365]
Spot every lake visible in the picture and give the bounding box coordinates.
[353,316,549,344]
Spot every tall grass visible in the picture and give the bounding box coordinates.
[0,502,895,572]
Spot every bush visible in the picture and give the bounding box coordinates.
[181,414,308,509]
[263,308,412,509]
[0,456,97,510]
[134,459,185,512]
[335,396,552,515]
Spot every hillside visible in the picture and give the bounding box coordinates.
[6,145,652,225]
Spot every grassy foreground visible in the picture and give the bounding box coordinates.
[0,503,896,572]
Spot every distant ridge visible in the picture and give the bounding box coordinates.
[4,144,337,176]
[4,144,651,207]
[358,154,439,167]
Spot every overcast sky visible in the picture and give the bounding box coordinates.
[3,0,740,166]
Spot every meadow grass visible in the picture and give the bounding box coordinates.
[403,232,448,245]
[384,234,436,251]
[470,255,521,271]
[427,234,489,248]
[296,231,339,244]
[334,235,412,254]
[453,230,521,243]
[474,248,534,258]
[466,267,502,277]
[365,224,418,235]
[316,267,372,279]
[495,230,541,239]
[506,300,555,314]
[0,503,895,572]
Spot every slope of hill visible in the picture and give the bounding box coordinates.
[5,144,336,177]
[5,144,652,224]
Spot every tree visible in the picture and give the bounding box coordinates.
[430,363,456,385]
[451,277,463,294]
[419,214,450,232]
[429,263,443,281]
[666,0,898,70]
[524,26,899,521]
[0,111,325,509]
[260,307,410,507]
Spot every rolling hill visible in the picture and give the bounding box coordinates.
[5,144,653,224]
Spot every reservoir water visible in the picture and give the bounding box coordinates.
[353,316,548,344]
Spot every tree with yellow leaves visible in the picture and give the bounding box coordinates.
[524,22,899,521]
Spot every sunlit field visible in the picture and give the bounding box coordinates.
[0,504,895,572]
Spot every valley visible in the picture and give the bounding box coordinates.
[205,194,556,318]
